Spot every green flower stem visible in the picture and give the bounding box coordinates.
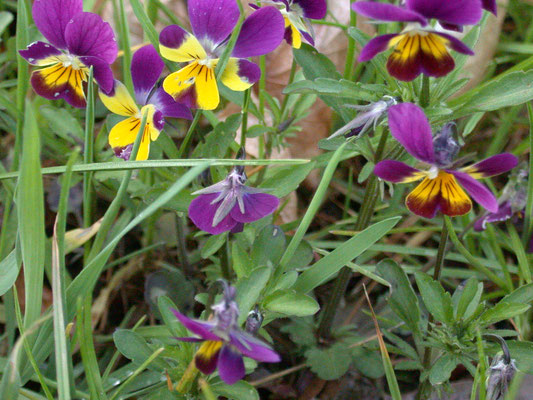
[116,0,134,94]
[420,75,430,108]
[524,103,533,246]
[83,68,95,261]
[506,220,531,284]
[317,127,389,339]
[444,216,509,290]
[343,1,357,80]
[241,89,251,148]
[259,56,267,119]
[177,111,203,158]
[280,58,298,121]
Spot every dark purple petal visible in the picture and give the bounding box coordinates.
[406,0,482,26]
[474,201,513,231]
[230,223,244,233]
[79,56,115,94]
[189,193,239,235]
[358,33,398,62]
[461,153,518,178]
[131,45,163,105]
[230,331,281,363]
[452,171,498,213]
[301,29,315,46]
[440,23,463,33]
[232,7,285,58]
[188,0,239,46]
[64,12,118,64]
[374,160,424,183]
[293,0,327,19]
[352,1,427,25]
[32,0,82,49]
[230,193,279,223]
[388,103,435,164]
[19,41,62,65]
[218,345,245,385]
[150,87,192,120]
[482,0,497,15]
[435,32,474,55]
[175,337,204,342]
[170,308,220,341]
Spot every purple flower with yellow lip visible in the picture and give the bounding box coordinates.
[172,282,280,385]
[19,0,117,108]
[188,165,279,235]
[158,0,285,111]
[374,103,518,219]
[352,0,482,81]
[253,0,327,48]
[98,45,192,161]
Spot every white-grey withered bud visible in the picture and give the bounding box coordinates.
[245,307,263,335]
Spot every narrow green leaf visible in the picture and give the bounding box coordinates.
[454,278,483,321]
[236,266,272,324]
[501,283,533,305]
[478,302,530,327]
[293,217,400,293]
[0,251,19,296]
[415,272,454,325]
[524,103,533,245]
[429,354,459,385]
[263,290,319,316]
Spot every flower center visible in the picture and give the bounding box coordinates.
[427,165,440,180]
[61,54,84,70]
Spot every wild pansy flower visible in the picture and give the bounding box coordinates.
[252,0,327,48]
[158,0,284,110]
[188,164,280,234]
[172,282,280,385]
[98,45,192,161]
[352,0,482,81]
[327,95,397,140]
[374,103,518,219]
[19,0,117,108]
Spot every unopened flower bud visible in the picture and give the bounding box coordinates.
[245,307,263,335]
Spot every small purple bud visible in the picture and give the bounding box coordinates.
[245,307,264,334]
[115,144,133,161]
[433,123,460,168]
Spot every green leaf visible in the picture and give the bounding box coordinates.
[429,354,459,385]
[210,380,259,400]
[280,318,316,347]
[507,341,533,374]
[284,78,379,103]
[378,259,421,336]
[0,11,13,37]
[263,289,319,316]
[40,105,84,143]
[478,302,531,327]
[201,233,227,259]
[351,346,385,379]
[306,343,352,380]
[415,272,454,325]
[113,330,169,372]
[293,217,400,293]
[235,266,272,324]
[501,283,533,305]
[192,114,240,158]
[0,250,19,296]
[156,296,189,339]
[452,278,483,320]
[259,161,316,198]
[232,240,253,279]
[251,225,286,267]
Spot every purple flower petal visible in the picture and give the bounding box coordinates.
[374,160,425,183]
[388,103,435,164]
[406,0,482,26]
[131,45,163,105]
[218,345,246,385]
[232,7,285,58]
[293,0,327,19]
[482,0,497,15]
[230,331,281,363]
[188,0,239,47]
[32,0,82,49]
[188,193,239,234]
[230,193,279,223]
[452,171,498,213]
[435,32,474,55]
[170,308,220,341]
[175,337,204,342]
[358,33,398,62]
[474,201,513,231]
[460,153,518,178]
[19,41,62,66]
[79,56,115,94]
[150,87,192,120]
[352,1,427,25]
[30,63,86,108]
[64,12,118,64]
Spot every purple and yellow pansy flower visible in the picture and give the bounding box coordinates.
[158,0,285,111]
[98,45,192,161]
[252,0,327,48]
[352,0,483,81]
[19,0,117,108]
[172,282,280,385]
[374,103,518,219]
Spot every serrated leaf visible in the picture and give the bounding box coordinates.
[429,354,458,385]
[263,289,319,316]
[415,272,454,325]
[306,343,352,380]
[378,259,421,336]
